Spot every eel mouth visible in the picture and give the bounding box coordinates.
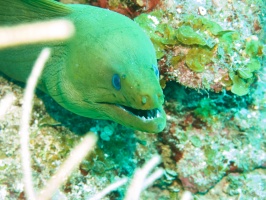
[116,104,162,121]
[89,101,166,132]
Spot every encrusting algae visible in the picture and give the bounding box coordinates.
[135,10,264,96]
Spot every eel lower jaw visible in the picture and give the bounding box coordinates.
[92,102,166,132]
[113,103,166,132]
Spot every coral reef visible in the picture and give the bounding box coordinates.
[0,0,265,199]
[159,88,266,193]
[134,1,265,96]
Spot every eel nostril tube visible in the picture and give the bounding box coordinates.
[142,96,147,105]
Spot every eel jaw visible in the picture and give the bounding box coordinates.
[81,100,166,132]
[103,103,166,133]
[116,104,162,121]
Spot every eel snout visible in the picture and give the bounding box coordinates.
[133,90,164,110]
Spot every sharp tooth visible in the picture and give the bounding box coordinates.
[142,116,146,120]
[156,110,160,118]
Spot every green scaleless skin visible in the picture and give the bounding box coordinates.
[0,0,166,133]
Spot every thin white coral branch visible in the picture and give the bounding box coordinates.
[19,48,51,200]
[0,19,74,49]
[124,155,163,200]
[180,191,193,200]
[37,133,97,200]
[90,178,128,200]
[89,155,164,200]
[142,168,164,190]
[0,18,76,200]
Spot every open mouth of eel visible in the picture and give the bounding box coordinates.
[91,101,166,132]
[116,104,162,121]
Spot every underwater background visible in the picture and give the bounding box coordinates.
[0,0,265,199]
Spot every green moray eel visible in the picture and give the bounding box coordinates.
[0,0,166,133]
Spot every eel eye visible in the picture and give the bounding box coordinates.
[152,64,159,78]
[112,74,121,90]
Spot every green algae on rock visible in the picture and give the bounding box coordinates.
[237,58,261,79]
[176,25,207,46]
[134,10,177,59]
[229,73,253,96]
[135,10,264,96]
[185,47,214,72]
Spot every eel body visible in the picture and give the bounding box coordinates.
[0,0,166,133]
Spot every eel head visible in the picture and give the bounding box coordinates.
[49,7,166,133]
